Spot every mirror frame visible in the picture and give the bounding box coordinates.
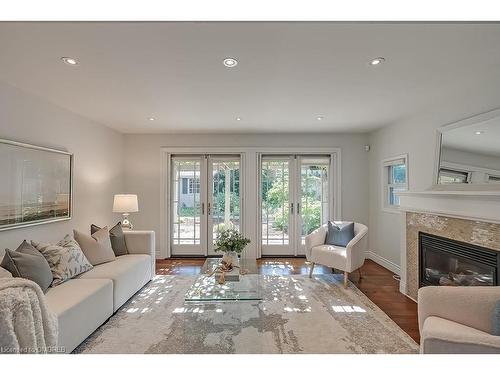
[434,107,500,189]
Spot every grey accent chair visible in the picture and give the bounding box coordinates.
[418,286,500,353]
[305,222,368,288]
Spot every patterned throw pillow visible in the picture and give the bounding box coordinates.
[32,235,93,287]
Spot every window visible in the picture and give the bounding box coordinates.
[382,155,408,210]
[188,178,200,194]
[181,177,200,194]
[488,174,500,183]
[438,168,470,184]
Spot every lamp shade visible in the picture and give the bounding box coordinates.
[113,194,139,213]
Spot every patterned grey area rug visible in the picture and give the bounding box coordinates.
[74,274,418,354]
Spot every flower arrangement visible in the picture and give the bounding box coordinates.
[215,229,251,254]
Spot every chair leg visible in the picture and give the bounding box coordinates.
[344,271,348,289]
[309,262,315,278]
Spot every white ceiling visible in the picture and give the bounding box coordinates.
[1,22,500,134]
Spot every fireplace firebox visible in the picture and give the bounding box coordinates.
[419,232,499,287]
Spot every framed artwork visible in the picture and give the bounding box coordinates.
[0,139,73,231]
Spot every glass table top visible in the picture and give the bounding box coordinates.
[184,258,262,302]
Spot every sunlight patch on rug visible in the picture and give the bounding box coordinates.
[74,274,418,354]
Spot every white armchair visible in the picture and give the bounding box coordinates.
[305,222,368,288]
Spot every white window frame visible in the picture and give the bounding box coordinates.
[188,177,200,194]
[160,146,341,259]
[381,154,408,213]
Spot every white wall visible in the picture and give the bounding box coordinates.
[123,133,369,258]
[0,81,124,253]
[367,82,500,273]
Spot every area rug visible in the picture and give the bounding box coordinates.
[74,274,418,354]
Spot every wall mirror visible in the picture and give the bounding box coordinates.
[436,108,500,186]
[0,139,73,231]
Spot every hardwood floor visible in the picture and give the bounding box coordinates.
[155,257,420,343]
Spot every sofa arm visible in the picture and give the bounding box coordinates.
[124,230,156,277]
[0,266,13,278]
[421,316,500,354]
[345,224,368,272]
[418,286,500,335]
[304,225,327,260]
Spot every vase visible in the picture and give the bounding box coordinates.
[222,251,239,267]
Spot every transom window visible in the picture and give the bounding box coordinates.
[438,168,470,184]
[487,174,500,183]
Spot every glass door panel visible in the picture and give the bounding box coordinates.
[208,157,241,255]
[171,157,206,256]
[261,157,294,255]
[297,157,330,254]
[260,154,332,257]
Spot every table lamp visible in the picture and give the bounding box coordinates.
[113,194,139,229]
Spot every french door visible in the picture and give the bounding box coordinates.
[171,155,241,256]
[260,155,332,256]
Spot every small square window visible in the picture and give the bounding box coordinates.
[188,178,200,194]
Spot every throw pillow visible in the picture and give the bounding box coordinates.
[91,222,129,256]
[74,227,116,266]
[32,236,93,287]
[325,221,355,247]
[493,301,500,336]
[1,240,53,292]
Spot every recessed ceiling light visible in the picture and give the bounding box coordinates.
[474,131,484,135]
[61,57,78,66]
[236,117,242,121]
[316,116,324,121]
[148,117,155,121]
[370,57,385,66]
[223,58,238,68]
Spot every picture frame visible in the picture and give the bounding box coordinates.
[0,138,73,231]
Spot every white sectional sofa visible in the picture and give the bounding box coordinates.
[1,230,155,353]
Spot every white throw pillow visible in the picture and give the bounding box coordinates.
[73,227,116,266]
[32,235,93,287]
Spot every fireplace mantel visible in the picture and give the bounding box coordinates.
[397,190,500,224]
[397,190,500,300]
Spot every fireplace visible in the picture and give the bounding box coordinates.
[419,232,499,287]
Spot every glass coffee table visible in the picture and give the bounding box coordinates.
[184,257,262,302]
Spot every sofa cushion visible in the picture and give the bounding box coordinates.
[32,235,93,287]
[422,316,500,354]
[311,245,347,269]
[45,278,113,353]
[325,221,355,247]
[74,228,116,266]
[76,254,152,311]
[92,222,129,256]
[1,241,53,292]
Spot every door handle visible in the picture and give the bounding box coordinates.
[201,203,205,215]
[290,202,294,214]
[208,202,211,215]
[297,203,300,215]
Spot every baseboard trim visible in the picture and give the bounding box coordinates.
[366,251,401,276]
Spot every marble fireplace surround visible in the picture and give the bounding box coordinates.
[398,191,500,301]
